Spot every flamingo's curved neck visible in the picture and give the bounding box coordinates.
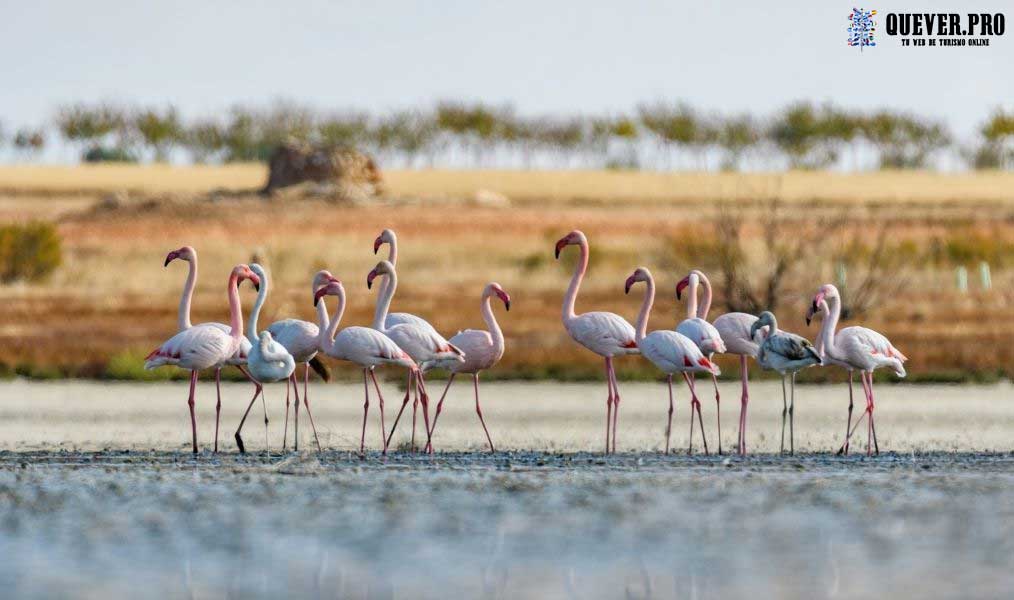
[178,258,197,331]
[767,314,780,337]
[380,238,398,299]
[634,277,655,343]
[685,276,699,320]
[226,273,244,340]
[481,287,504,354]
[372,269,396,330]
[562,240,589,323]
[321,288,347,347]
[820,297,841,357]
[247,273,268,344]
[696,272,713,319]
[314,284,330,333]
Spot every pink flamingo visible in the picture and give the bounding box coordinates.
[805,284,907,456]
[426,282,511,453]
[625,268,720,454]
[163,246,260,452]
[675,270,727,453]
[373,229,439,334]
[315,279,418,454]
[555,230,639,454]
[145,264,260,453]
[366,260,464,450]
[264,270,336,450]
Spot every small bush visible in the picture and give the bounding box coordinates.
[82,145,137,163]
[0,222,62,283]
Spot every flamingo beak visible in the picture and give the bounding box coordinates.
[554,238,567,259]
[624,275,636,295]
[314,286,328,306]
[367,269,378,289]
[675,277,690,300]
[249,273,261,292]
[163,251,178,267]
[373,237,383,254]
[495,289,511,311]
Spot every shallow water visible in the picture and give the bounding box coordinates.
[1,381,1013,598]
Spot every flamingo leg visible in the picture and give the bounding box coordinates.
[868,373,879,455]
[688,373,708,455]
[609,359,621,453]
[603,357,614,454]
[418,374,433,447]
[360,368,370,456]
[426,374,456,453]
[292,369,301,452]
[780,375,787,454]
[411,374,419,451]
[789,372,796,455]
[473,374,495,453]
[214,368,222,453]
[368,369,387,454]
[385,370,414,449]
[837,372,856,456]
[739,355,749,456]
[711,371,722,455]
[187,370,199,454]
[233,382,263,454]
[860,371,876,456]
[303,363,322,453]
[283,374,292,451]
[665,374,675,455]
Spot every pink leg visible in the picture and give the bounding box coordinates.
[739,355,749,456]
[411,374,419,451]
[283,374,292,450]
[369,369,387,454]
[360,368,370,455]
[687,373,708,455]
[303,363,322,452]
[665,374,675,454]
[838,372,856,455]
[860,372,875,456]
[868,373,879,454]
[426,374,456,453]
[214,368,222,453]
[386,370,415,449]
[609,359,621,453]
[187,370,199,454]
[235,365,268,448]
[684,373,695,454]
[292,369,301,452]
[604,358,614,454]
[417,374,433,451]
[233,381,263,454]
[472,374,495,453]
[711,372,722,455]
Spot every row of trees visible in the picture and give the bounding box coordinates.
[1,101,1013,171]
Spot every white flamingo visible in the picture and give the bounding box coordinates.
[373,229,439,334]
[555,230,639,454]
[163,246,258,452]
[806,283,907,456]
[367,260,464,450]
[675,270,727,453]
[749,311,821,455]
[231,264,301,453]
[264,270,336,450]
[425,282,510,453]
[625,268,720,454]
[315,280,418,454]
[145,264,260,453]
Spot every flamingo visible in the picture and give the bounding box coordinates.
[805,284,907,456]
[555,230,639,454]
[163,246,259,452]
[366,260,464,450]
[425,282,510,453]
[315,279,418,454]
[675,270,727,453]
[231,264,303,453]
[749,311,821,455]
[625,268,720,454]
[264,270,336,450]
[373,229,439,334]
[145,264,260,453]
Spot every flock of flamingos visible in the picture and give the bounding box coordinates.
[145,229,908,458]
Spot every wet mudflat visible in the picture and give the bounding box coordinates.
[2,450,1013,599]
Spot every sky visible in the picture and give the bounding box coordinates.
[2,0,1012,153]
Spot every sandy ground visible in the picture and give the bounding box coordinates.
[2,381,1013,599]
[0,380,1011,454]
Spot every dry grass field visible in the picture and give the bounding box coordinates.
[0,165,1011,382]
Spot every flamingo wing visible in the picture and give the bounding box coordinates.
[335,326,416,367]
[146,324,236,371]
[676,317,726,355]
[713,312,763,357]
[568,311,638,356]
[640,330,718,375]
[446,329,500,372]
[385,312,438,335]
[267,318,320,362]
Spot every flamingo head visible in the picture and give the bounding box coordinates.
[367,260,395,290]
[374,229,396,254]
[750,311,776,339]
[164,246,196,267]
[311,270,338,292]
[488,282,511,311]
[624,267,651,295]
[554,230,586,259]
[806,284,837,326]
[675,272,697,301]
[314,280,344,306]
[232,264,261,292]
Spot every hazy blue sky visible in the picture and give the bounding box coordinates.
[3,0,1012,139]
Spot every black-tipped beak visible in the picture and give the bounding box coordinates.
[253,282,260,292]
[554,239,567,259]
[805,316,812,326]
[163,257,171,267]
[373,238,382,254]
[367,278,373,290]
[505,300,511,311]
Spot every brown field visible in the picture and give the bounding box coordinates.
[0,165,1011,382]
